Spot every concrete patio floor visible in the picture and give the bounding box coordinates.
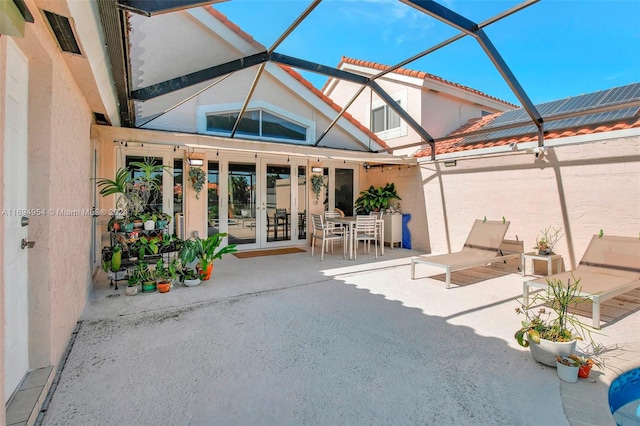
[40,247,639,425]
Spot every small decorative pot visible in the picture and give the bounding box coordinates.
[141,281,157,293]
[123,222,135,232]
[125,286,138,296]
[156,219,168,229]
[133,220,143,228]
[556,359,579,382]
[183,279,200,287]
[578,361,594,378]
[197,263,213,281]
[144,220,155,230]
[157,281,171,293]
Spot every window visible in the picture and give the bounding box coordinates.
[371,101,401,133]
[206,109,306,142]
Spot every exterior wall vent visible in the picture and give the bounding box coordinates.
[42,10,82,55]
[93,112,109,125]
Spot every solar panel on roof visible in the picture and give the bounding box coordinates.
[459,83,640,145]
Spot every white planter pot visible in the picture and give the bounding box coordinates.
[529,337,576,367]
[125,286,138,296]
[556,360,579,382]
[184,279,200,287]
[144,220,155,230]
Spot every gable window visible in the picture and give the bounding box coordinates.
[205,109,307,142]
[371,101,401,133]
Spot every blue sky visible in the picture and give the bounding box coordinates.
[214,0,639,106]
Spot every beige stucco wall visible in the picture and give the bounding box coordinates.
[0,34,7,414]
[412,136,640,268]
[0,0,95,418]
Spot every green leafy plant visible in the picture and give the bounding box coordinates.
[189,167,206,200]
[310,175,325,205]
[354,183,401,214]
[130,261,152,283]
[135,236,160,259]
[193,233,238,276]
[514,275,596,347]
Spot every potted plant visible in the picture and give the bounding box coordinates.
[311,174,325,205]
[125,274,139,296]
[514,275,597,367]
[154,259,172,293]
[354,183,401,214]
[189,167,206,200]
[555,355,580,382]
[534,226,563,255]
[131,261,156,293]
[193,233,237,280]
[182,268,201,287]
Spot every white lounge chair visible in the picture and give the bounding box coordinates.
[523,235,640,328]
[411,219,522,289]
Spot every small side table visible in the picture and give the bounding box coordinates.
[521,252,563,277]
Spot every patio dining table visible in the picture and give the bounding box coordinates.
[326,216,384,260]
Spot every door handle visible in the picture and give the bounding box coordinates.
[21,238,35,250]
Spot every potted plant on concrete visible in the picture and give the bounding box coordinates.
[555,355,580,382]
[154,259,172,293]
[354,183,401,214]
[194,233,237,280]
[533,226,563,255]
[514,275,596,367]
[182,268,201,287]
[125,274,139,296]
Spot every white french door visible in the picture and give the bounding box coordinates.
[221,155,304,249]
[4,39,30,402]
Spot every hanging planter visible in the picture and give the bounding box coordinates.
[189,167,206,200]
[311,174,325,205]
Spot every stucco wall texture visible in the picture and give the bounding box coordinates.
[1,0,95,420]
[410,137,640,267]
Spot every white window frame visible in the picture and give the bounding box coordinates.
[366,89,408,140]
[197,101,315,145]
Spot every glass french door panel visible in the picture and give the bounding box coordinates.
[207,161,219,237]
[298,166,307,240]
[266,163,291,242]
[228,162,256,245]
[173,158,183,217]
[335,168,354,216]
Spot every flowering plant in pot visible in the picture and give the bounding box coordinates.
[515,275,597,366]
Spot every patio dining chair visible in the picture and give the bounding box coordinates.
[311,214,345,260]
[354,215,378,259]
[324,210,346,241]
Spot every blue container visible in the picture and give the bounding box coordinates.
[609,367,640,425]
[402,213,412,249]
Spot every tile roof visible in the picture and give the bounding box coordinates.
[205,7,389,151]
[331,56,519,109]
[413,112,640,158]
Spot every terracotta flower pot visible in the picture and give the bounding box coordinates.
[157,281,171,293]
[578,361,594,378]
[197,263,214,281]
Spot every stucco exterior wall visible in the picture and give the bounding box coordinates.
[1,0,95,417]
[0,36,7,413]
[415,136,640,268]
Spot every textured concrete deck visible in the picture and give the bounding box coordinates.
[40,248,639,425]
